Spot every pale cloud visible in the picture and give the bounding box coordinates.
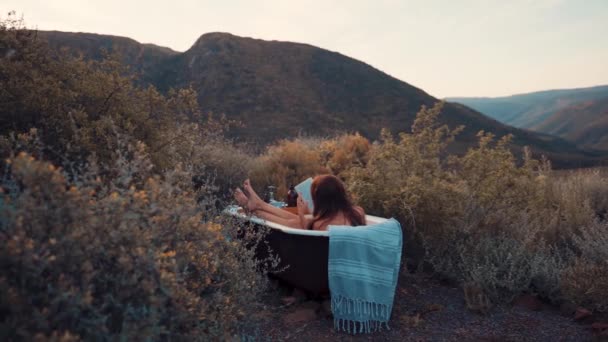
[1,0,607,97]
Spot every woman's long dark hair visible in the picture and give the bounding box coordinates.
[307,174,365,230]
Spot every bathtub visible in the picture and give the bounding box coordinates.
[224,206,388,295]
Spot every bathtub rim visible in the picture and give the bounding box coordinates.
[223,205,388,237]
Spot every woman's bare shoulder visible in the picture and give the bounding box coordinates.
[355,206,367,225]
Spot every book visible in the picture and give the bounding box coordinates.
[295,177,314,212]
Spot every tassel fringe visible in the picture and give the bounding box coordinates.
[331,295,392,334]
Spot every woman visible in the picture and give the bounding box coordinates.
[234,175,366,230]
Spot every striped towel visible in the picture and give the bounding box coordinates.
[328,218,402,334]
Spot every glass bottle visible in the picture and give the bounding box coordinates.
[286,185,298,207]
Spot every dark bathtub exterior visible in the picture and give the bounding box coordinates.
[224,206,385,295]
[262,224,330,294]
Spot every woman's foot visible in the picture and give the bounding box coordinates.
[243,179,264,203]
[234,187,259,213]
[234,187,249,207]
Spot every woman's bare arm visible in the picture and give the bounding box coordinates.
[254,200,298,220]
[254,211,302,228]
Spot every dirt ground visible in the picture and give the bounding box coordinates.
[243,271,607,341]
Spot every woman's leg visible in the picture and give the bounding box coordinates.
[234,187,298,220]
[243,180,298,220]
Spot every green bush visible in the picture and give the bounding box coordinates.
[0,144,271,340]
[561,259,608,313]
[0,14,234,181]
[0,16,273,337]
[249,139,328,199]
[348,103,465,261]
[348,102,608,310]
[318,133,371,179]
[560,221,608,312]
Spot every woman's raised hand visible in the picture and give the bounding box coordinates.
[297,192,308,216]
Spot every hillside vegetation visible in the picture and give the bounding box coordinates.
[249,104,608,315]
[1,16,608,340]
[449,85,608,151]
[40,31,605,168]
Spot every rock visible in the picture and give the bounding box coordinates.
[283,308,317,324]
[592,322,608,332]
[252,309,273,321]
[400,313,423,327]
[268,278,281,290]
[454,328,468,336]
[226,333,241,342]
[321,299,332,317]
[574,307,592,321]
[300,300,321,311]
[559,301,577,317]
[281,296,297,306]
[292,288,308,302]
[513,294,542,311]
[425,303,444,313]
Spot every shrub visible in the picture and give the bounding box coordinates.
[0,145,271,340]
[0,15,272,333]
[560,221,608,312]
[249,139,327,199]
[248,133,370,201]
[348,102,608,309]
[550,169,608,223]
[155,117,255,202]
[0,14,222,176]
[561,259,608,313]
[348,102,465,261]
[318,133,371,178]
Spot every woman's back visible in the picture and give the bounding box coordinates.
[310,206,365,231]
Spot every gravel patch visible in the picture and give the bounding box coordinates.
[247,272,596,341]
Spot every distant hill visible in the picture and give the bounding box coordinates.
[39,31,605,167]
[535,97,608,150]
[448,85,608,150]
[39,31,178,85]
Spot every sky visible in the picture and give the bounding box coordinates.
[2,0,607,98]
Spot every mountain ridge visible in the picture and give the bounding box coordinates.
[39,30,606,167]
[448,85,608,150]
[449,84,608,100]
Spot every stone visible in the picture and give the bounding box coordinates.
[559,301,577,317]
[400,313,423,328]
[574,307,592,321]
[292,288,308,302]
[454,328,468,336]
[300,300,321,311]
[592,322,608,332]
[513,294,542,311]
[425,303,444,313]
[321,299,332,317]
[268,278,281,290]
[252,309,273,321]
[283,308,317,325]
[281,296,297,306]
